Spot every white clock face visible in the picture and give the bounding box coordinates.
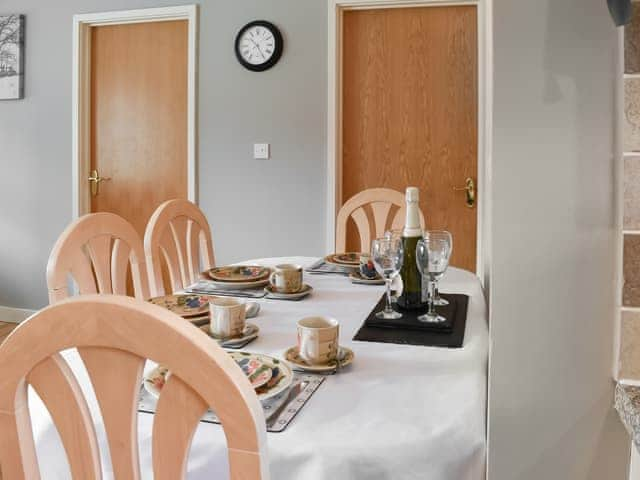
[238,25,276,65]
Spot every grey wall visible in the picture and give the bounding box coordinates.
[488,0,629,478]
[0,0,326,310]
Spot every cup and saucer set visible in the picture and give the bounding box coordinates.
[284,316,354,373]
[325,252,386,285]
[265,264,313,300]
[148,292,261,348]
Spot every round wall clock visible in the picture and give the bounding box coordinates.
[235,20,283,72]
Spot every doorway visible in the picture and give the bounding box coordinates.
[72,6,197,236]
[327,0,491,276]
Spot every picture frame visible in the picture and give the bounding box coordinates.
[0,14,25,100]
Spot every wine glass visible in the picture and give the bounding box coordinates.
[371,237,404,319]
[426,231,453,306]
[415,231,452,323]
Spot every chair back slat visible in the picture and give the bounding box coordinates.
[111,239,132,295]
[85,236,114,294]
[336,188,426,253]
[168,216,191,287]
[145,200,216,297]
[350,207,372,254]
[78,346,144,480]
[152,374,208,479]
[0,296,269,480]
[159,231,184,294]
[0,395,40,480]
[187,222,203,283]
[70,252,100,296]
[370,201,394,239]
[27,356,101,480]
[47,212,149,302]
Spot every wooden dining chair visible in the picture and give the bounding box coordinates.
[335,188,426,253]
[144,199,215,297]
[0,295,269,480]
[46,212,150,303]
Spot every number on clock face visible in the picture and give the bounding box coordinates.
[239,26,276,65]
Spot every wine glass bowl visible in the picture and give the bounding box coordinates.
[415,231,452,323]
[371,237,404,320]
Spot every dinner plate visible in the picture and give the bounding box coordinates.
[148,294,210,318]
[229,352,294,402]
[199,323,260,347]
[207,265,271,283]
[264,283,313,300]
[144,351,284,400]
[284,345,354,373]
[206,278,270,290]
[325,253,360,267]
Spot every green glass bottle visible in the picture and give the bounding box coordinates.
[397,187,424,310]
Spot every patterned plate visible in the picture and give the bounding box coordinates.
[349,272,385,285]
[229,353,273,389]
[325,253,360,266]
[148,294,210,318]
[207,265,271,283]
[284,346,354,373]
[143,351,281,400]
[229,352,294,402]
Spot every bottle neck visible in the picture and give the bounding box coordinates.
[403,201,422,237]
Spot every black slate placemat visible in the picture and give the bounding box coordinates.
[353,293,469,348]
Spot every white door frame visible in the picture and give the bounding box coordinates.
[72,5,199,218]
[327,0,493,284]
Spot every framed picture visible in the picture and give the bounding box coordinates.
[0,14,25,100]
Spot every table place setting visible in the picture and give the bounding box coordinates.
[139,353,327,433]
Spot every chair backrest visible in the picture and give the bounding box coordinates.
[144,199,215,297]
[0,295,269,480]
[336,188,426,253]
[47,212,150,303]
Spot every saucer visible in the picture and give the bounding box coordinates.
[284,345,354,373]
[349,272,385,285]
[265,283,313,300]
[148,294,209,317]
[199,323,259,347]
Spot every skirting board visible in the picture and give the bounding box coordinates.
[0,305,35,324]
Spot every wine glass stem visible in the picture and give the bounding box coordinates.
[428,280,437,316]
[385,278,393,313]
[434,284,440,302]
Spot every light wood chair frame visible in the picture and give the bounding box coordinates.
[0,295,269,479]
[46,212,150,303]
[144,199,215,297]
[335,187,426,253]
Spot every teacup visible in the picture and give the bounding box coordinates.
[209,298,246,338]
[297,316,339,365]
[269,264,303,293]
[359,253,378,279]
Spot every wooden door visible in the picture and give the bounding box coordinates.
[341,6,478,271]
[90,20,188,237]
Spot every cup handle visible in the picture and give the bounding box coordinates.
[244,302,260,318]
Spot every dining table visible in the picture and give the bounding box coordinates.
[28,256,489,480]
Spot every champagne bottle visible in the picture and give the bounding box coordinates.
[397,187,424,310]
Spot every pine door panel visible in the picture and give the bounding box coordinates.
[342,6,477,271]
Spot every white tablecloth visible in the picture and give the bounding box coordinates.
[29,257,489,479]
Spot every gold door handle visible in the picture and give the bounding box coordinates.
[453,177,475,208]
[88,169,110,196]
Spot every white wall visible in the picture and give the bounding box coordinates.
[488,0,629,478]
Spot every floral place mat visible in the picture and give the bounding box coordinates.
[137,372,325,433]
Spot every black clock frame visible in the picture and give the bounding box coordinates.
[234,20,283,72]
